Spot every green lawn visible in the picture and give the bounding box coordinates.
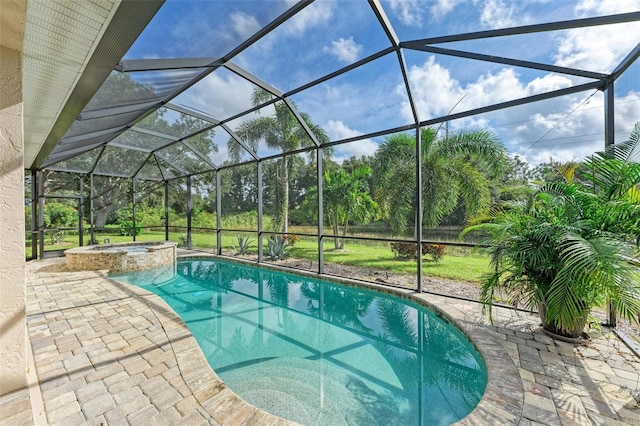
[288,240,489,282]
[27,230,490,283]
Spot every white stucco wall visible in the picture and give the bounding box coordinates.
[0,1,27,396]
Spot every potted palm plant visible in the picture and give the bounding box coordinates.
[462,125,640,339]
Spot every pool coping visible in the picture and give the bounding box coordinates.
[175,254,524,424]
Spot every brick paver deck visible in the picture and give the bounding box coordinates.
[8,257,640,425]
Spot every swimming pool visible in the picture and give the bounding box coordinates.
[113,259,487,425]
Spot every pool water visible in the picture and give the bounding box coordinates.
[107,245,149,253]
[113,259,487,425]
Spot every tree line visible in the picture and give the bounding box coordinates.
[29,81,615,249]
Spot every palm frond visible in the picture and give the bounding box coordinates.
[610,279,640,325]
[600,122,640,162]
[251,88,274,108]
[228,116,274,161]
[422,162,457,229]
[451,161,491,219]
[432,128,505,170]
[373,128,508,234]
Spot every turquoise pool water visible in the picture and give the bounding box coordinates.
[113,259,487,425]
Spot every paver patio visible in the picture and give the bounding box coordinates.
[2,257,639,425]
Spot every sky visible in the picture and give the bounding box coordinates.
[122,0,640,166]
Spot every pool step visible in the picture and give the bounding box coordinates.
[221,357,400,425]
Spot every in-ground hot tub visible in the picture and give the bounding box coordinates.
[65,241,177,273]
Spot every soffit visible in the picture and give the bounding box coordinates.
[22,0,120,168]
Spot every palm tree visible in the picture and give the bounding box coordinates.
[304,166,379,249]
[462,124,640,337]
[324,166,379,249]
[228,89,329,233]
[372,127,505,235]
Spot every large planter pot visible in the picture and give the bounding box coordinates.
[538,302,590,340]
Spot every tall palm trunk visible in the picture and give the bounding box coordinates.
[340,217,348,249]
[333,210,340,249]
[281,156,289,234]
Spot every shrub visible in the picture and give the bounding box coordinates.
[233,235,252,255]
[390,242,418,259]
[118,220,142,236]
[136,206,164,227]
[282,234,300,246]
[114,207,142,236]
[390,242,446,261]
[266,235,289,260]
[194,211,216,228]
[42,202,77,245]
[288,208,313,226]
[422,243,446,261]
[221,211,258,229]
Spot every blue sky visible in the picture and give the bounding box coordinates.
[124,0,640,165]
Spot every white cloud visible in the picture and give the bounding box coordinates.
[285,1,333,35]
[386,0,422,27]
[208,139,230,166]
[323,37,363,63]
[294,64,409,142]
[229,12,261,39]
[430,0,466,17]
[385,0,466,25]
[575,0,640,15]
[500,90,640,165]
[553,0,640,72]
[476,0,525,28]
[401,56,576,122]
[174,71,255,121]
[400,56,463,119]
[403,56,572,120]
[398,54,640,165]
[489,97,603,165]
[325,119,363,140]
[234,1,334,58]
[325,120,379,162]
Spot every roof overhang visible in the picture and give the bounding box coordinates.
[23,0,164,169]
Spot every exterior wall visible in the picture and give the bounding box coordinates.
[0,1,27,395]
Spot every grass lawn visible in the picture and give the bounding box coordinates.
[288,240,489,282]
[27,230,490,283]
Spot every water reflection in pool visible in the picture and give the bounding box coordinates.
[113,259,486,425]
